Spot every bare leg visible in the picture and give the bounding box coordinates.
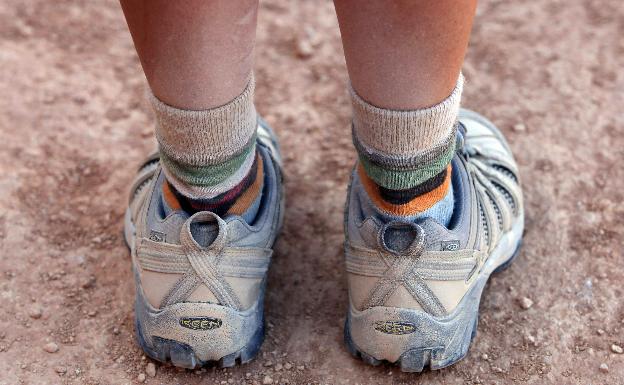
[334,0,476,109]
[119,0,263,216]
[120,0,258,109]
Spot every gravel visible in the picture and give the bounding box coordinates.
[28,306,43,319]
[518,296,534,310]
[54,366,67,375]
[43,342,59,353]
[146,362,156,377]
[512,123,526,132]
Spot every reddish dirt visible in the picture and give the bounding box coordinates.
[1,0,623,384]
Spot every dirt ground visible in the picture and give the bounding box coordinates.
[1,0,623,384]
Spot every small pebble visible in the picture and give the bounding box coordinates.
[296,40,313,58]
[481,353,489,360]
[599,363,609,373]
[284,363,292,370]
[146,362,156,377]
[518,296,533,310]
[262,375,274,384]
[264,360,273,367]
[596,329,605,335]
[296,365,305,371]
[29,307,43,319]
[611,344,623,354]
[513,123,526,132]
[43,342,59,353]
[54,366,67,375]
[245,372,252,378]
[137,373,146,383]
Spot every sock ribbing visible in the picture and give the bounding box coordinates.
[351,75,463,191]
[162,152,264,218]
[357,164,452,217]
[149,75,257,199]
[379,168,448,205]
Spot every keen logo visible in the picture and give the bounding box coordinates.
[374,321,416,335]
[149,230,166,243]
[179,317,222,331]
[441,240,460,251]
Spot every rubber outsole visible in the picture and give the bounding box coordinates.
[134,316,265,369]
[344,316,480,372]
[344,240,523,372]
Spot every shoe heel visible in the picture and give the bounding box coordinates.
[134,285,265,369]
[345,297,481,371]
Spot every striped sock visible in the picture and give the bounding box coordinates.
[162,151,264,220]
[350,75,463,225]
[149,75,262,220]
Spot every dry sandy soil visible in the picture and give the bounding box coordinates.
[1,0,623,384]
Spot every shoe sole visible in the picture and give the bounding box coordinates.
[344,212,524,372]
[134,300,266,369]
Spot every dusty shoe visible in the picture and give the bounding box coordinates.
[124,119,284,368]
[343,109,524,371]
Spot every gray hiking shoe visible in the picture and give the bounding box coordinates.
[124,119,284,369]
[343,109,524,371]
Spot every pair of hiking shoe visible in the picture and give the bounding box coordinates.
[124,109,523,371]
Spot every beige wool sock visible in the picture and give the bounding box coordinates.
[351,74,464,191]
[148,75,258,199]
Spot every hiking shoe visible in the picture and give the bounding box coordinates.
[343,108,524,371]
[124,119,284,369]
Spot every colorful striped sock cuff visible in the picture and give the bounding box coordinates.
[357,163,452,217]
[350,74,462,191]
[162,151,264,217]
[354,127,457,190]
[379,167,448,205]
[160,142,257,200]
[150,75,257,166]
[160,134,256,187]
[149,74,257,199]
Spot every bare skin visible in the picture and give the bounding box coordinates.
[334,0,477,109]
[120,0,475,111]
[119,0,258,110]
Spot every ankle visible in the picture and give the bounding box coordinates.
[162,151,265,221]
[350,75,463,225]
